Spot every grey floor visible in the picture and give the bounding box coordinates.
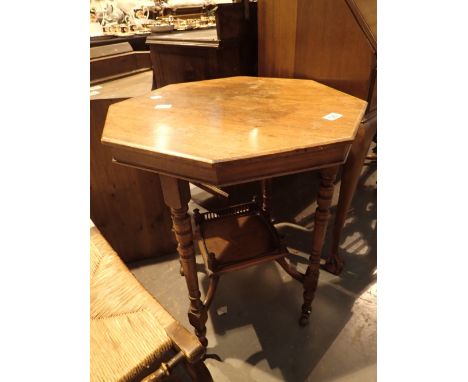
[130,162,377,382]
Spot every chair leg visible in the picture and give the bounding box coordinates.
[141,352,185,382]
[141,352,213,382]
[323,113,377,275]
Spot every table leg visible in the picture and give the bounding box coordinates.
[160,175,208,347]
[300,166,338,325]
[324,114,377,275]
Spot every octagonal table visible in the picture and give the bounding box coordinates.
[102,76,367,346]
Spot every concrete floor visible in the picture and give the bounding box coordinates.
[130,163,377,382]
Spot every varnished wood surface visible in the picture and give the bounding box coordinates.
[258,0,377,274]
[110,140,350,187]
[201,215,276,266]
[300,167,338,324]
[160,176,208,347]
[90,71,153,100]
[146,28,219,48]
[90,34,149,51]
[147,2,257,89]
[368,70,377,112]
[348,0,377,49]
[258,0,376,102]
[149,44,222,89]
[324,111,377,274]
[90,51,152,84]
[294,0,375,100]
[111,76,366,338]
[257,0,298,78]
[90,42,133,59]
[102,77,367,185]
[91,72,176,262]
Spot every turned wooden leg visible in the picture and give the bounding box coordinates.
[324,112,377,275]
[261,178,272,219]
[300,166,338,326]
[160,175,208,347]
[203,274,219,309]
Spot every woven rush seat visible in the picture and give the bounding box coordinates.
[90,227,209,382]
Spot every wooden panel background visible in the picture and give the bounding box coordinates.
[91,97,176,262]
[258,0,376,103]
[258,0,297,78]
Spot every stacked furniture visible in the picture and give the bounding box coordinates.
[91,41,152,85]
[147,1,258,89]
[91,42,176,262]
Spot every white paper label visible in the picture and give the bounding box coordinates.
[322,113,343,121]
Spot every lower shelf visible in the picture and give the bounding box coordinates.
[194,201,288,274]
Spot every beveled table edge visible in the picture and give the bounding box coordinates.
[105,140,353,187]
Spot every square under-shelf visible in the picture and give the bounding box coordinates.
[194,202,287,274]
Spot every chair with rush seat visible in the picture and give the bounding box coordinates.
[90,227,212,382]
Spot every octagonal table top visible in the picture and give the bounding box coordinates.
[102,76,367,186]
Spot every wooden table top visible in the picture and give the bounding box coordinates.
[102,76,367,185]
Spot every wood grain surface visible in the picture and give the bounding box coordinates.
[102,76,367,185]
[146,3,258,90]
[258,0,376,102]
[257,0,377,274]
[348,0,377,49]
[90,71,154,100]
[91,72,176,261]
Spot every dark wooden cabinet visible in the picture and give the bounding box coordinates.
[147,2,258,89]
[91,34,150,51]
[90,42,152,85]
[90,44,176,262]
